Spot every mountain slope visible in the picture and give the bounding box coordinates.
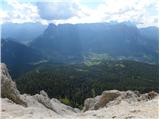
[30,23,159,63]
[1,22,158,78]
[1,39,45,78]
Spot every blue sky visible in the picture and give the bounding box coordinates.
[0,0,158,27]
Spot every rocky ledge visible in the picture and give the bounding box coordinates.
[0,63,159,119]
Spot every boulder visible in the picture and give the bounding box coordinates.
[94,90,120,110]
[119,90,140,103]
[1,63,27,106]
[34,90,57,112]
[83,90,120,111]
[147,91,158,99]
[138,91,158,101]
[34,90,79,114]
[83,98,96,112]
[83,90,158,112]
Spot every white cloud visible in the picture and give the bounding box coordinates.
[0,10,9,24]
[0,0,158,27]
[94,0,159,27]
[53,0,158,27]
[36,0,80,20]
[0,0,40,23]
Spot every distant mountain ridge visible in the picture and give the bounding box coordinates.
[1,22,159,77]
[1,22,47,44]
[30,22,159,63]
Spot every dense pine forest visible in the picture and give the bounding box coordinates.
[15,60,159,108]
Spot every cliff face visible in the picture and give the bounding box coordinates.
[1,63,27,106]
[0,63,159,119]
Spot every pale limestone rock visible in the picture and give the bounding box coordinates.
[83,90,158,112]
[34,90,57,112]
[1,63,27,106]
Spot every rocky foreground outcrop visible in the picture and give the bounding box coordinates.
[0,63,159,119]
[1,63,27,106]
[83,90,158,112]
